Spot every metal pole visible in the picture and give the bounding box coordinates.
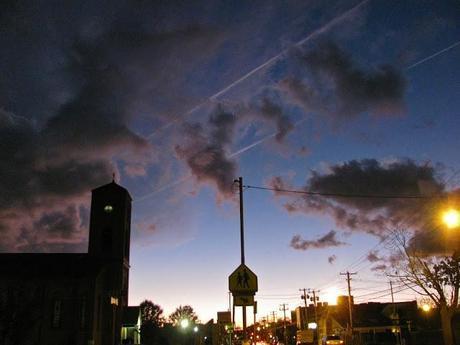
[236,177,247,341]
[243,305,247,342]
[253,304,257,345]
[229,291,231,312]
[238,177,245,265]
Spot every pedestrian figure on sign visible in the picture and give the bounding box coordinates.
[243,269,250,288]
[237,271,243,287]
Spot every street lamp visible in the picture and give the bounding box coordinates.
[442,209,460,229]
[180,319,190,329]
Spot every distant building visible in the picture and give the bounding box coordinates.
[121,307,141,344]
[0,181,132,345]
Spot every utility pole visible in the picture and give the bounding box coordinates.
[299,288,309,329]
[279,304,289,345]
[234,177,248,341]
[270,311,277,341]
[340,271,357,337]
[390,281,401,345]
[307,289,320,342]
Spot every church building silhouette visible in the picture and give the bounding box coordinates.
[0,181,132,345]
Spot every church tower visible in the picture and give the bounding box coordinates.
[88,180,132,262]
[88,180,131,304]
[88,180,132,345]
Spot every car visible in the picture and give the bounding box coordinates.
[321,335,344,345]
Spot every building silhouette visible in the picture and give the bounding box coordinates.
[0,181,132,345]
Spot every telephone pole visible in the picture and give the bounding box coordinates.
[270,311,277,341]
[299,288,309,329]
[340,271,357,336]
[307,289,320,327]
[279,303,289,345]
[390,280,401,345]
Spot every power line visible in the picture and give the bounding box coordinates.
[353,282,409,299]
[244,184,441,199]
[358,285,417,302]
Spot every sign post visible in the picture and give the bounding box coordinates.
[229,177,258,342]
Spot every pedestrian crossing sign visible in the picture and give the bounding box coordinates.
[229,264,258,295]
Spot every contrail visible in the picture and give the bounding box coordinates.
[210,0,369,101]
[147,101,208,139]
[146,0,369,139]
[229,118,308,158]
[134,175,192,203]
[229,136,275,158]
[407,40,460,70]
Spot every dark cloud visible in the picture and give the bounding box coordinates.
[290,230,346,250]
[7,205,88,253]
[371,264,387,272]
[281,41,406,119]
[328,255,337,264]
[175,107,238,198]
[367,250,381,263]
[407,229,451,256]
[257,98,294,143]
[0,0,230,251]
[174,97,297,199]
[269,158,457,255]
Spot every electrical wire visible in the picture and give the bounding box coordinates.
[244,184,441,199]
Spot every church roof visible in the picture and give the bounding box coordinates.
[0,253,102,278]
[123,306,141,327]
[92,180,132,200]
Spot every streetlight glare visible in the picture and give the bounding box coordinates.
[442,209,460,228]
[180,319,189,329]
[422,304,431,312]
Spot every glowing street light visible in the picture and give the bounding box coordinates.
[422,304,431,312]
[442,209,460,229]
[193,326,199,333]
[180,319,189,329]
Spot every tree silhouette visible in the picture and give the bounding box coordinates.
[140,300,164,327]
[169,305,198,325]
[390,230,459,345]
[139,300,164,345]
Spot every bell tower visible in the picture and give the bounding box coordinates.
[88,180,131,303]
[88,180,132,345]
[88,180,131,262]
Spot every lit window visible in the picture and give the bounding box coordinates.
[110,296,119,306]
[104,205,113,213]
